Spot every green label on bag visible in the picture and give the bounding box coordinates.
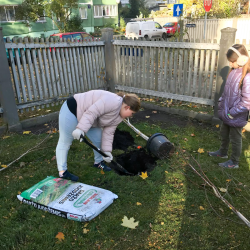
[74,189,98,208]
[20,176,72,205]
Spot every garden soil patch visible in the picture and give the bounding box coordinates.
[113,129,135,151]
[110,148,158,176]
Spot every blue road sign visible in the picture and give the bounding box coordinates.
[173,4,183,17]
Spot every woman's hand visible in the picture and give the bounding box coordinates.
[103,152,113,163]
[72,128,85,141]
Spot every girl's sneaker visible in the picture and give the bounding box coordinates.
[208,150,228,158]
[93,161,112,171]
[219,159,239,169]
[60,170,79,182]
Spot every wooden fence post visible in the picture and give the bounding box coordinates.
[101,28,115,92]
[214,27,237,117]
[0,27,22,132]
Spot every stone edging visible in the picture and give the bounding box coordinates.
[0,104,222,135]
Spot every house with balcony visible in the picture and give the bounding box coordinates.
[0,0,119,38]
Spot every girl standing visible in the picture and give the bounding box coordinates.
[209,44,250,168]
[56,90,140,181]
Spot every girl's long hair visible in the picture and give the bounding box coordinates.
[116,92,141,112]
[227,44,250,89]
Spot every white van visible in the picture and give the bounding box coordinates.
[125,21,167,39]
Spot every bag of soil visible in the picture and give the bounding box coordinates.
[17,176,118,222]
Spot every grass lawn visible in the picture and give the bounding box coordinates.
[0,115,250,250]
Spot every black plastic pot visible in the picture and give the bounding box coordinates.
[146,133,174,159]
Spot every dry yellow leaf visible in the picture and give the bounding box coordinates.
[198,148,204,153]
[199,206,205,210]
[100,170,105,175]
[165,171,168,174]
[145,116,150,118]
[44,124,48,126]
[191,134,195,137]
[3,136,10,139]
[23,131,31,135]
[161,222,164,225]
[140,172,148,179]
[121,216,139,229]
[1,165,7,168]
[216,124,220,128]
[55,232,65,241]
[219,188,227,193]
[83,228,89,234]
[136,202,142,206]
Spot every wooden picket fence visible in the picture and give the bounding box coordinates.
[113,37,220,106]
[5,37,106,112]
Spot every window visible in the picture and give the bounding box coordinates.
[0,7,7,21]
[37,11,46,22]
[0,6,17,22]
[94,5,103,17]
[155,22,162,29]
[103,5,117,17]
[79,7,87,19]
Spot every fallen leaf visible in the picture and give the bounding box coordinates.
[216,124,220,128]
[1,165,7,168]
[83,228,89,234]
[136,202,142,206]
[191,134,195,137]
[219,188,227,193]
[152,111,157,113]
[199,206,205,210]
[121,216,139,229]
[19,176,23,180]
[198,148,204,153]
[165,171,168,174]
[3,136,10,139]
[219,208,224,213]
[84,223,89,227]
[55,232,65,241]
[226,179,232,182]
[145,116,150,118]
[140,172,148,179]
[242,129,246,133]
[45,110,51,112]
[184,138,188,141]
[23,131,31,135]
[161,222,164,225]
[137,146,142,149]
[100,170,105,175]
[51,156,56,161]
[20,162,25,167]
[44,124,48,126]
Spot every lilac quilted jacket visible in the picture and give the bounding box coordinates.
[218,68,250,127]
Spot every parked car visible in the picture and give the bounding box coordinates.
[125,21,167,39]
[163,22,180,37]
[50,32,93,41]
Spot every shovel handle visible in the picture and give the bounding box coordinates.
[80,135,108,157]
[80,135,134,176]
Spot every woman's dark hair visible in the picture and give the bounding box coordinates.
[116,92,141,112]
[227,44,250,88]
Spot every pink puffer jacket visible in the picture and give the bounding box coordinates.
[74,90,123,152]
